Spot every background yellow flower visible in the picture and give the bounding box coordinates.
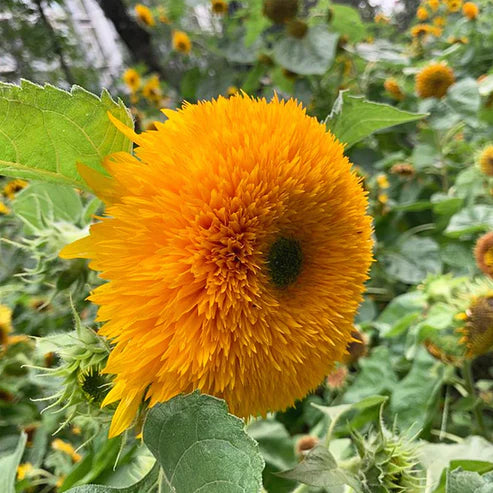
[415,62,455,98]
[172,30,192,54]
[134,4,155,26]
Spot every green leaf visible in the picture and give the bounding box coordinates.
[143,391,264,493]
[330,5,366,42]
[273,25,338,75]
[445,205,493,238]
[326,92,426,148]
[0,433,27,493]
[64,463,159,493]
[381,236,442,284]
[277,446,362,492]
[446,468,493,493]
[0,80,133,189]
[446,79,481,119]
[390,350,445,431]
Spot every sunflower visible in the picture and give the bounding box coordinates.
[410,24,433,38]
[415,63,455,98]
[123,68,141,93]
[416,6,429,20]
[445,0,462,12]
[172,30,191,54]
[459,294,493,358]
[462,1,479,18]
[263,0,298,24]
[51,439,81,463]
[211,0,228,14]
[376,173,390,189]
[3,179,28,199]
[383,78,404,101]
[61,95,373,437]
[142,75,161,104]
[433,16,446,27]
[134,4,155,27]
[479,145,493,176]
[427,0,440,11]
[475,232,493,278]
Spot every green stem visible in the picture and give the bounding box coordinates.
[462,360,487,439]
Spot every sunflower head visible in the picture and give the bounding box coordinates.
[459,294,493,358]
[410,24,432,39]
[384,77,404,100]
[462,1,479,18]
[3,179,28,200]
[60,94,373,437]
[475,232,493,278]
[172,30,192,54]
[416,6,429,20]
[375,13,390,24]
[123,68,141,93]
[446,0,462,11]
[142,75,162,104]
[135,4,155,26]
[263,0,298,24]
[211,0,228,14]
[427,0,440,11]
[415,63,455,99]
[286,19,308,39]
[479,145,493,177]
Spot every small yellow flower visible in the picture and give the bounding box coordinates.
[51,439,82,462]
[0,201,10,215]
[172,30,192,54]
[378,193,389,204]
[123,68,141,93]
[446,0,462,12]
[3,179,28,199]
[384,78,404,101]
[433,16,446,27]
[211,0,228,14]
[135,4,155,26]
[158,7,170,23]
[427,0,440,11]
[415,62,455,99]
[375,13,390,24]
[376,173,390,189]
[142,75,162,104]
[56,476,65,488]
[479,145,493,177]
[17,463,33,481]
[462,2,479,19]
[411,24,433,38]
[72,425,82,435]
[417,6,429,20]
[447,35,469,44]
[475,232,493,278]
[0,304,12,347]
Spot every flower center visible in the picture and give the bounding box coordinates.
[267,237,303,288]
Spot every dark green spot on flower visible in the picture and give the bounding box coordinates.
[267,237,303,288]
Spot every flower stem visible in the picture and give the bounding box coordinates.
[462,359,487,439]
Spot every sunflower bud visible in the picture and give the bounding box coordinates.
[263,0,298,24]
[354,420,424,492]
[391,162,415,178]
[296,435,319,456]
[35,306,112,430]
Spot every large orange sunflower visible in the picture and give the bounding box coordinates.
[61,95,373,437]
[415,63,455,99]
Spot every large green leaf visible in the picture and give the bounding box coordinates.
[446,468,493,493]
[143,391,264,493]
[326,91,426,148]
[273,25,338,75]
[445,205,493,238]
[0,80,133,188]
[64,464,159,493]
[330,5,366,42]
[0,433,27,493]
